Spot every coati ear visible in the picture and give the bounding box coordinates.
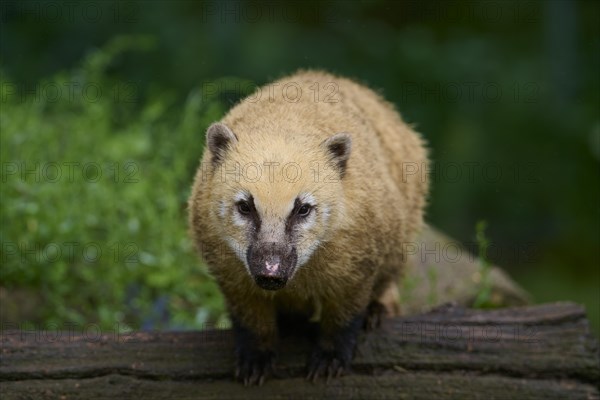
[322,133,352,178]
[206,123,238,165]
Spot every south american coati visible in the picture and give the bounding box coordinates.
[188,70,429,385]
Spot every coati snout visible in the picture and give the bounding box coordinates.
[247,242,298,290]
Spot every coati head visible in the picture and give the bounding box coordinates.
[204,122,351,291]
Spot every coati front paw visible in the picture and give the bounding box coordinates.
[305,345,351,383]
[306,314,363,382]
[235,347,275,386]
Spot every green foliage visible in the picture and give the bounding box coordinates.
[472,221,494,309]
[0,41,239,330]
[399,274,420,305]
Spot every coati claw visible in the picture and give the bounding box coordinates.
[235,349,274,386]
[306,348,350,383]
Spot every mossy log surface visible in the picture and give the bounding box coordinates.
[1,302,598,399]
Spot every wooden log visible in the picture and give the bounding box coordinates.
[1,302,598,399]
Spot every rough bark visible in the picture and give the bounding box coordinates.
[1,302,598,399]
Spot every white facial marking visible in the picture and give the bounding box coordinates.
[321,205,330,225]
[233,191,248,203]
[282,197,296,218]
[295,192,318,231]
[232,212,247,227]
[300,192,317,206]
[297,239,321,267]
[253,195,262,211]
[225,237,252,276]
[231,190,250,226]
[301,213,317,230]
[218,200,227,218]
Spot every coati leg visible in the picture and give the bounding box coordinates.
[364,280,401,331]
[229,299,278,386]
[306,285,399,382]
[364,301,386,332]
[306,313,364,382]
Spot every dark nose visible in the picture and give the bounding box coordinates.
[247,244,296,291]
[254,274,287,290]
[255,256,286,290]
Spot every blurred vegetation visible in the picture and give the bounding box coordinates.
[0,37,236,330]
[472,221,493,308]
[0,1,598,332]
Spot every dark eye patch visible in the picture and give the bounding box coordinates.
[286,197,315,233]
[236,195,261,230]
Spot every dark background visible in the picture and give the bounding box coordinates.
[1,1,598,333]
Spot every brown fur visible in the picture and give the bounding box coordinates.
[188,70,428,378]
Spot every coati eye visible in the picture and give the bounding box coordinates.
[297,204,312,217]
[237,201,251,215]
